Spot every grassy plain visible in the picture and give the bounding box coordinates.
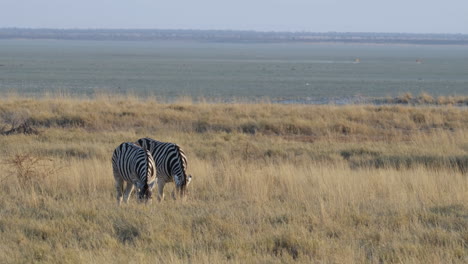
[0,94,467,263]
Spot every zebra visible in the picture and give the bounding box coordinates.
[112,142,156,205]
[136,137,192,201]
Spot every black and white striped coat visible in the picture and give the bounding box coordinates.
[136,138,192,201]
[112,142,156,205]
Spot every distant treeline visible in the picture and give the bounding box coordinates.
[1,28,468,45]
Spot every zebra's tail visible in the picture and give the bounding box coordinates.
[174,144,189,198]
[142,144,155,201]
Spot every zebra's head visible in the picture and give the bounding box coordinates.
[137,177,156,203]
[138,184,152,202]
[175,174,192,199]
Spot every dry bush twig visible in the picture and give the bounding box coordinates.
[1,110,30,129]
[2,154,60,188]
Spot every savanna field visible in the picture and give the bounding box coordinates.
[0,94,466,263]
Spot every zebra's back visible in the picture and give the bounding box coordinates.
[136,138,188,186]
[112,142,156,190]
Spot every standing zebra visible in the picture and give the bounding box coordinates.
[112,142,156,205]
[136,138,192,201]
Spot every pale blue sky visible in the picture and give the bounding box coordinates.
[1,0,467,34]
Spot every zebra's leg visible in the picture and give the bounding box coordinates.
[115,176,124,206]
[157,178,166,202]
[123,182,135,204]
[173,186,186,201]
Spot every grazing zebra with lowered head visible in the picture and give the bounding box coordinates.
[112,142,156,205]
[136,137,192,201]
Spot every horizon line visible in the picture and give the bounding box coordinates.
[1,27,467,36]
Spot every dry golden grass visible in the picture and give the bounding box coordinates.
[376,93,468,106]
[0,95,467,263]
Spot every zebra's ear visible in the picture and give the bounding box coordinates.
[187,175,192,185]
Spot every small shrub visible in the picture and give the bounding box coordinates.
[1,120,40,135]
[0,109,40,135]
[437,96,455,105]
[332,124,353,135]
[194,120,209,133]
[114,220,141,245]
[193,120,232,133]
[349,155,468,172]
[396,93,413,104]
[260,122,282,135]
[272,234,300,260]
[411,112,426,124]
[29,115,88,128]
[0,109,30,129]
[240,121,259,134]
[340,148,380,160]
[119,111,136,117]
[2,154,60,189]
[417,93,434,104]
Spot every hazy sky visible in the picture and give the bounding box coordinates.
[1,0,467,34]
